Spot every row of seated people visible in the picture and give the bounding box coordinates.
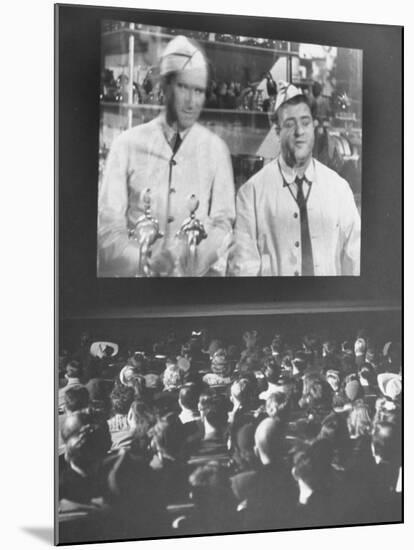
[57,328,402,543]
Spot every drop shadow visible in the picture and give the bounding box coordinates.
[21,527,54,545]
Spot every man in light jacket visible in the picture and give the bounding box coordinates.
[228,81,360,277]
[98,35,235,277]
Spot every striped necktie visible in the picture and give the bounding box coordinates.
[295,176,314,276]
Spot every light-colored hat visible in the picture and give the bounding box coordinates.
[90,341,119,358]
[377,373,402,400]
[326,369,341,383]
[119,365,144,386]
[160,35,207,76]
[274,80,305,113]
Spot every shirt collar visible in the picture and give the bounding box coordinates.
[158,112,191,147]
[179,409,199,424]
[278,155,315,187]
[65,377,81,385]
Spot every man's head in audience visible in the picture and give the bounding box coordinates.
[291,353,307,378]
[263,357,281,385]
[371,421,400,465]
[110,384,135,416]
[198,392,229,437]
[299,373,333,411]
[149,412,186,462]
[302,334,320,355]
[163,363,185,391]
[65,360,82,382]
[322,339,337,358]
[233,422,257,470]
[179,383,200,414]
[291,439,333,502]
[358,363,376,388]
[64,385,90,414]
[189,460,234,508]
[119,365,145,396]
[325,369,341,393]
[254,417,284,465]
[63,411,111,474]
[230,378,255,410]
[266,392,289,420]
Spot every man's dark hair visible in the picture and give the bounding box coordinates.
[231,378,255,406]
[64,411,111,471]
[263,357,281,384]
[293,439,333,491]
[110,384,135,415]
[179,383,200,411]
[299,374,333,411]
[273,94,314,128]
[189,460,230,490]
[64,385,90,413]
[66,360,82,379]
[149,412,186,459]
[359,363,376,386]
[199,392,229,431]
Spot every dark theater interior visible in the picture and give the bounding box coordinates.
[56,5,402,545]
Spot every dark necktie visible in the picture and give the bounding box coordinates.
[171,132,182,156]
[295,176,314,276]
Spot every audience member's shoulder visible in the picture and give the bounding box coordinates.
[230,469,258,500]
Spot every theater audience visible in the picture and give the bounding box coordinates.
[58,325,402,542]
[148,412,190,503]
[354,337,367,368]
[231,417,297,530]
[107,384,135,448]
[291,439,339,527]
[58,360,83,411]
[189,392,229,466]
[178,384,201,425]
[265,391,290,425]
[230,422,258,473]
[64,385,90,414]
[174,461,240,534]
[119,364,146,397]
[114,398,156,456]
[228,378,257,433]
[258,357,281,400]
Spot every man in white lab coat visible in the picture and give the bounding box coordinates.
[228,81,360,277]
[98,36,235,277]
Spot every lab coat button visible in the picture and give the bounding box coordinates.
[295,241,300,247]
